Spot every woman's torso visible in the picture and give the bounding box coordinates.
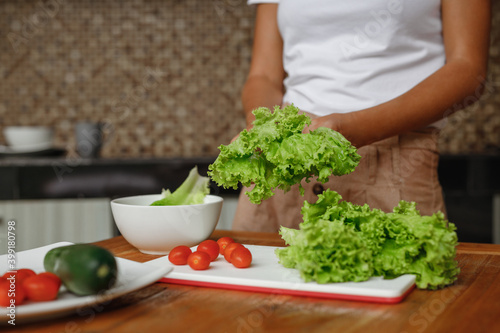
[274,0,445,116]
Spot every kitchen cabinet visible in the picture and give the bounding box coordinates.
[217,194,238,230]
[0,198,114,255]
[437,153,500,243]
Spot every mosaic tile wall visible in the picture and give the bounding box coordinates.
[0,0,499,157]
[0,0,253,157]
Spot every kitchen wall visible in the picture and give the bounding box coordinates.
[0,0,499,157]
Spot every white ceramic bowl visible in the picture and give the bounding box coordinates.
[3,126,54,150]
[110,194,223,255]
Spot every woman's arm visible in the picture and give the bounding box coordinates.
[307,0,491,148]
[241,4,286,128]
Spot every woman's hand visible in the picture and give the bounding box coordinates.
[304,113,365,147]
[306,114,341,133]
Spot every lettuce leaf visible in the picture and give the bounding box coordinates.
[276,190,460,289]
[150,166,209,206]
[208,105,361,204]
[277,219,375,283]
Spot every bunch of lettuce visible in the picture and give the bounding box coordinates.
[276,190,460,289]
[150,166,209,206]
[208,105,361,204]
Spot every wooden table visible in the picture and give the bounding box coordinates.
[6,230,500,333]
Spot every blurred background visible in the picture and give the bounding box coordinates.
[0,0,499,252]
[0,0,253,157]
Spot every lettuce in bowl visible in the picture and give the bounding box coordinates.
[151,166,209,206]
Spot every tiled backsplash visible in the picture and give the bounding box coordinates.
[0,0,499,157]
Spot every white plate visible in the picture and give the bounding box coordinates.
[0,145,66,158]
[0,142,53,153]
[0,242,172,325]
[148,244,416,304]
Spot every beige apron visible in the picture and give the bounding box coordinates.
[231,128,446,232]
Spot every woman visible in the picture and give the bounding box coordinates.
[232,0,491,232]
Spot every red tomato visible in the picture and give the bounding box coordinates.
[0,279,26,307]
[22,275,60,302]
[187,251,211,270]
[230,246,253,268]
[37,272,62,289]
[168,246,193,265]
[197,240,220,261]
[224,243,245,263]
[2,268,36,284]
[217,237,234,255]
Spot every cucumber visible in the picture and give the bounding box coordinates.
[44,244,118,296]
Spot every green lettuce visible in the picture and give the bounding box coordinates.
[276,190,460,289]
[208,105,361,204]
[150,166,209,206]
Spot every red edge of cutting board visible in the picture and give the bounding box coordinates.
[157,277,416,304]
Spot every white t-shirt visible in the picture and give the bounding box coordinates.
[247,0,445,117]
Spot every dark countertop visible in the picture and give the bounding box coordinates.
[1,153,498,197]
[0,155,237,200]
[0,156,216,167]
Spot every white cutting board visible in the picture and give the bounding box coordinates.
[147,244,416,303]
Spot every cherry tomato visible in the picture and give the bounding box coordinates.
[224,243,245,263]
[187,251,211,270]
[37,272,62,289]
[0,279,26,307]
[22,275,60,302]
[2,268,36,284]
[197,240,220,261]
[217,237,234,255]
[230,246,253,268]
[168,246,193,265]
